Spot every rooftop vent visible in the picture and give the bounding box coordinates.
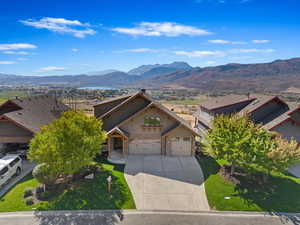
[141,89,146,93]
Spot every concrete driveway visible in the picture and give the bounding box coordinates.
[289,163,300,178]
[124,155,209,211]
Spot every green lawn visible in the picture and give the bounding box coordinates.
[197,156,300,212]
[0,157,135,212]
[164,99,199,105]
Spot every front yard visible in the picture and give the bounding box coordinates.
[0,156,135,212]
[198,156,300,212]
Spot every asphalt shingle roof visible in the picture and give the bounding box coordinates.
[1,95,69,133]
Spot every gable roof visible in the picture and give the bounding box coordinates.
[200,95,256,111]
[0,95,69,133]
[93,94,131,108]
[103,91,200,136]
[239,96,288,115]
[263,104,300,130]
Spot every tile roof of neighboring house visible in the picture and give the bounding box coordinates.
[0,95,69,133]
[200,95,256,111]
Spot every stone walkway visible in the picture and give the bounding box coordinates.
[124,155,209,211]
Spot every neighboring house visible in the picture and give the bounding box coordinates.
[93,90,199,161]
[0,95,69,152]
[196,95,300,142]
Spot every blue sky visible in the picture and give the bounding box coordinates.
[0,0,299,75]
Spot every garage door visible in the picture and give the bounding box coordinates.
[170,137,192,156]
[129,139,161,155]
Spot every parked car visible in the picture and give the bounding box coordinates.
[0,155,22,187]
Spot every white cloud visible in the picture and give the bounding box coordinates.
[252,40,270,44]
[207,61,217,65]
[209,39,246,44]
[115,48,159,53]
[71,48,79,52]
[2,51,29,55]
[20,17,96,38]
[174,50,225,58]
[34,66,66,73]
[17,57,29,61]
[112,22,212,37]
[0,61,16,64]
[0,43,37,50]
[229,48,275,53]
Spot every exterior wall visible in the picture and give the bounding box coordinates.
[213,101,253,115]
[198,107,213,123]
[94,97,129,118]
[102,95,150,131]
[272,121,300,142]
[120,105,179,154]
[290,111,300,123]
[250,101,288,124]
[0,121,33,143]
[165,126,195,156]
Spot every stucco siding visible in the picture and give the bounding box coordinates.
[102,96,150,131]
[272,121,300,142]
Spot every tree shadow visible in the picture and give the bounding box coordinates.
[34,210,124,225]
[36,165,131,210]
[196,154,220,182]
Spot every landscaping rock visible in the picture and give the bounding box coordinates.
[84,173,94,179]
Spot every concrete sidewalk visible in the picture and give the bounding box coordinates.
[124,155,209,211]
[0,210,300,225]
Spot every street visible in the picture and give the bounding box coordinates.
[0,210,300,225]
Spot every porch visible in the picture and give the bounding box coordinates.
[107,127,129,164]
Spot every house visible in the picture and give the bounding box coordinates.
[197,95,256,133]
[93,90,199,162]
[196,95,300,142]
[0,95,69,152]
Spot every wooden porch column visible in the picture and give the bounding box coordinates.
[108,137,112,157]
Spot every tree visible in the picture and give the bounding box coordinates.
[202,114,274,175]
[32,163,56,189]
[202,113,300,181]
[263,137,300,175]
[28,111,107,180]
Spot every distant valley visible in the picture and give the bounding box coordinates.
[1,58,300,93]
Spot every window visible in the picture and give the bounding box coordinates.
[144,116,161,126]
[0,167,8,176]
[183,137,191,142]
[9,158,20,167]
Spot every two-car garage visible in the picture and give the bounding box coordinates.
[129,139,161,155]
[128,135,193,156]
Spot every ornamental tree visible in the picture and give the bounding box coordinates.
[28,111,106,179]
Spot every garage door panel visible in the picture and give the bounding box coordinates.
[170,137,191,156]
[129,139,161,155]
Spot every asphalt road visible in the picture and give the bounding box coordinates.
[1,210,300,225]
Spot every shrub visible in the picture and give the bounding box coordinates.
[25,196,34,205]
[38,191,51,201]
[23,187,33,198]
[36,185,45,194]
[32,163,56,187]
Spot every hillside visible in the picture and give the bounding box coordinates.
[131,57,300,92]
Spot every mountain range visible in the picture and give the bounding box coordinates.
[1,58,300,93]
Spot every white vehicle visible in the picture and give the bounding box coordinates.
[0,155,22,187]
